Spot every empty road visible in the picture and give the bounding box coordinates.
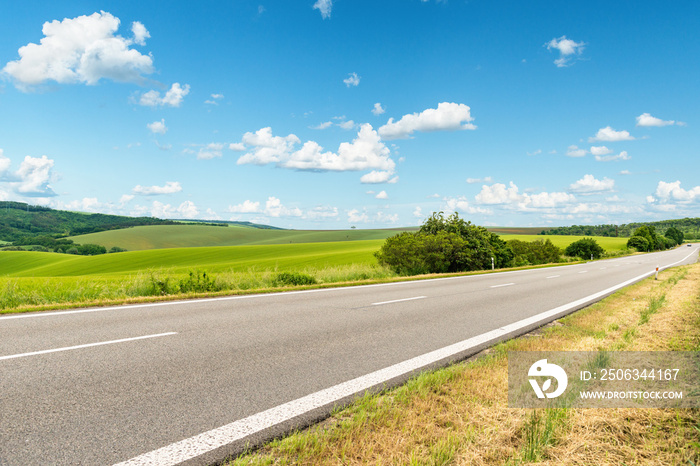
[0,245,696,465]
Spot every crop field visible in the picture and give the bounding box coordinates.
[69,225,415,251]
[499,234,629,251]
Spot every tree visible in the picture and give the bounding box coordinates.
[627,235,649,252]
[564,237,605,259]
[631,225,658,251]
[507,239,562,266]
[375,212,513,275]
[665,227,684,246]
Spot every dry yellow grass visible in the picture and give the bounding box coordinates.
[228,264,700,466]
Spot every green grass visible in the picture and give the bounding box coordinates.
[499,234,629,251]
[1,240,386,277]
[69,224,415,251]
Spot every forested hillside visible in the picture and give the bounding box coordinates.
[540,218,700,240]
[0,201,176,242]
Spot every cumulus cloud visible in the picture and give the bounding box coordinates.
[378,102,476,140]
[119,194,134,205]
[265,196,302,217]
[12,155,57,196]
[375,190,388,199]
[138,83,190,107]
[338,120,356,130]
[3,11,154,89]
[347,209,369,224]
[227,200,262,213]
[653,180,700,203]
[237,124,396,176]
[589,146,612,156]
[311,121,333,130]
[595,150,630,162]
[466,176,493,184]
[132,181,182,195]
[413,206,423,218]
[147,119,167,135]
[343,72,360,87]
[545,36,585,67]
[475,181,575,211]
[589,126,635,142]
[445,196,492,215]
[360,170,399,184]
[143,200,199,219]
[229,142,246,151]
[566,145,588,157]
[635,113,678,127]
[372,103,386,115]
[313,0,333,19]
[568,174,615,194]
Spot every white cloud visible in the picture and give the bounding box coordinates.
[568,174,615,194]
[131,21,150,46]
[545,36,585,67]
[264,196,302,217]
[313,0,333,19]
[375,190,388,199]
[595,150,630,162]
[589,126,635,142]
[375,211,399,224]
[475,182,522,205]
[654,180,700,203]
[413,206,423,218]
[347,209,369,223]
[311,121,333,130]
[236,128,301,165]
[589,146,612,156]
[229,142,246,151]
[60,197,102,213]
[205,93,225,105]
[343,72,360,87]
[466,176,493,184]
[619,170,631,175]
[360,170,398,184]
[227,200,261,213]
[635,113,676,127]
[138,83,190,107]
[3,12,154,88]
[527,149,542,156]
[474,181,575,211]
[445,196,492,215]
[566,145,587,157]
[132,181,182,195]
[147,119,167,135]
[338,120,356,130]
[197,143,225,160]
[14,155,56,196]
[177,200,199,218]
[372,103,386,115]
[378,102,476,140]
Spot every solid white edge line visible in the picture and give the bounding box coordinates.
[112,249,698,466]
[371,296,427,306]
[546,275,560,279]
[0,332,177,362]
[490,283,515,288]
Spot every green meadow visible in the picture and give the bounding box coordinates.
[69,224,413,251]
[0,233,630,313]
[498,234,629,251]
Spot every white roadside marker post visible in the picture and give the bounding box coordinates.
[491,257,494,271]
[655,265,659,280]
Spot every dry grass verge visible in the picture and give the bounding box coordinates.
[227,263,700,465]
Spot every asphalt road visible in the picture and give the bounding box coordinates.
[0,245,697,465]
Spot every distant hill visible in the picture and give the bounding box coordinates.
[0,202,236,243]
[540,218,700,240]
[176,219,285,230]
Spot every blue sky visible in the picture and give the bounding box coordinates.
[1,1,698,229]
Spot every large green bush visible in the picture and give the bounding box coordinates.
[375,212,513,275]
[626,235,649,252]
[564,237,604,259]
[507,239,562,266]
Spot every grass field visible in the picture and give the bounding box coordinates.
[0,235,631,313]
[499,234,629,251]
[69,225,415,251]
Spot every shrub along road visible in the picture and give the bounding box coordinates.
[0,246,696,465]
